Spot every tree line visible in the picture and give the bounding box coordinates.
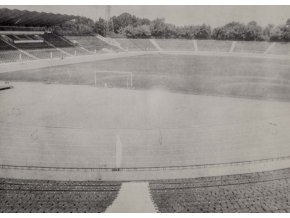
[54,12,290,42]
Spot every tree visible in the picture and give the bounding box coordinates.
[121,25,151,38]
[280,25,290,41]
[224,22,247,40]
[150,18,167,38]
[193,24,211,39]
[136,18,151,26]
[269,25,284,41]
[245,21,263,41]
[212,27,223,40]
[54,16,95,36]
[111,13,151,34]
[163,24,178,39]
[211,22,247,40]
[94,18,106,36]
[51,11,290,41]
[262,24,274,41]
[175,26,193,39]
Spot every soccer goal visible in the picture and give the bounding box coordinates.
[94,70,133,89]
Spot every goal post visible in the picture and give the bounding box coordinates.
[94,70,133,89]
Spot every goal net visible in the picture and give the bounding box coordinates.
[93,70,133,89]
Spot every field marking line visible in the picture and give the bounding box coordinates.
[105,182,157,213]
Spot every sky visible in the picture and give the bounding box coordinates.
[2,5,290,27]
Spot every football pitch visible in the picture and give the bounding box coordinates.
[1,53,290,180]
[1,53,290,102]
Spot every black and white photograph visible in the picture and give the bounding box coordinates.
[0,1,290,213]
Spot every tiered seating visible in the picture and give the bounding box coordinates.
[43,33,73,47]
[0,26,45,32]
[0,36,15,50]
[130,39,157,50]
[0,178,121,212]
[155,39,195,51]
[2,34,290,64]
[22,35,34,40]
[1,35,67,59]
[0,37,33,63]
[67,36,116,52]
[115,38,142,51]
[197,40,232,52]
[6,35,20,41]
[3,34,52,50]
[150,168,290,213]
[15,42,52,50]
[11,34,92,58]
[268,42,290,55]
[31,35,44,40]
[5,34,44,42]
[234,41,272,53]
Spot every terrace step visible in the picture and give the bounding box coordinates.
[193,40,198,51]
[264,42,276,54]
[97,35,126,51]
[230,41,237,52]
[1,35,38,60]
[149,39,162,51]
[45,40,72,57]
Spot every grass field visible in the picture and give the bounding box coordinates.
[1,54,290,102]
[1,53,290,179]
[1,82,290,171]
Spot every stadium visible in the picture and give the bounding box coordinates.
[0,6,290,213]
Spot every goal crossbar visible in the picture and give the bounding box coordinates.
[94,70,133,88]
